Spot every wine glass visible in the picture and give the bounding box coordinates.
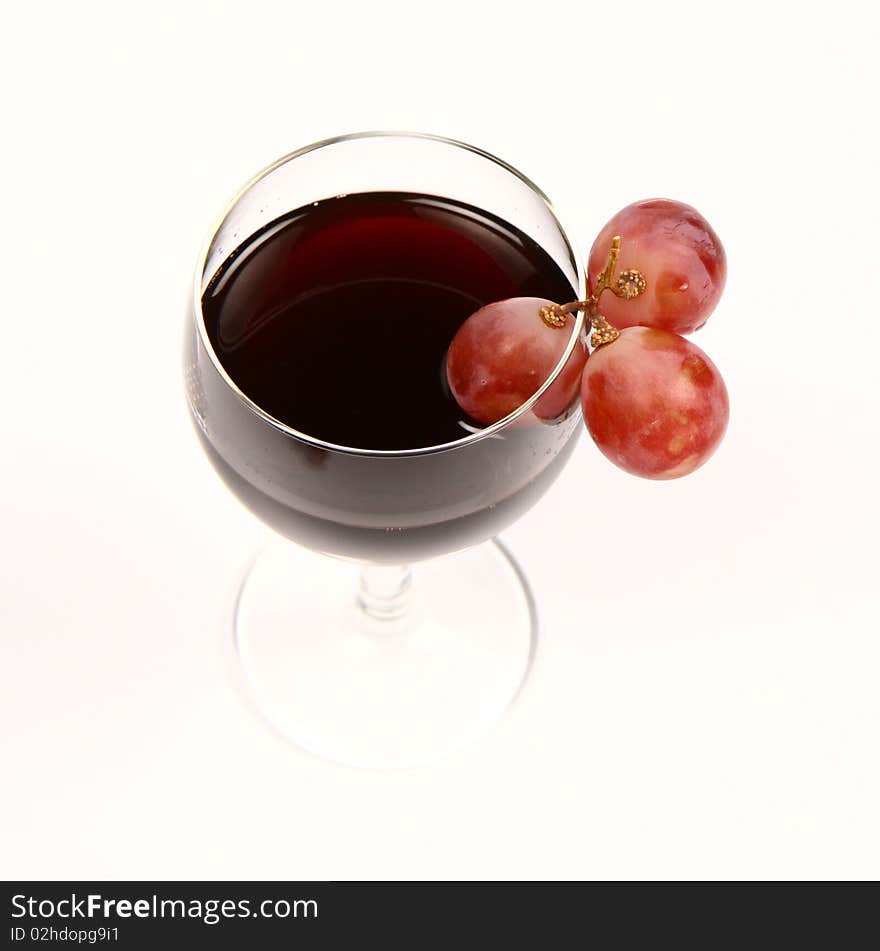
[185,132,586,767]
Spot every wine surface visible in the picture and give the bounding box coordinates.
[202,192,575,449]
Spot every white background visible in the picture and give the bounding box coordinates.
[2,0,878,880]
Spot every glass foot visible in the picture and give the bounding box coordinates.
[234,539,537,768]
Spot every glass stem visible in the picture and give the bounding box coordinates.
[358,564,412,622]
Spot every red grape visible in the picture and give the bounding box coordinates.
[581,327,728,479]
[446,297,587,426]
[587,199,726,335]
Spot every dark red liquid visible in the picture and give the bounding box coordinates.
[190,192,582,561]
[202,193,574,449]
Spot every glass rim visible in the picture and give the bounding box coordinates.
[192,130,587,458]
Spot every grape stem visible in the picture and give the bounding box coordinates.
[539,236,646,349]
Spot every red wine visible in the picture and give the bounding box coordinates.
[202,193,575,449]
[188,191,583,562]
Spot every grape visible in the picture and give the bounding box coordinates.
[446,297,587,426]
[588,199,726,335]
[581,327,728,479]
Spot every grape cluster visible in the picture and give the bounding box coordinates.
[446,199,730,480]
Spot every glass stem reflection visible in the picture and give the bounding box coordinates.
[358,564,412,621]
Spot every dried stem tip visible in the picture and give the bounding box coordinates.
[590,313,620,348]
[539,303,569,328]
[615,268,647,300]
